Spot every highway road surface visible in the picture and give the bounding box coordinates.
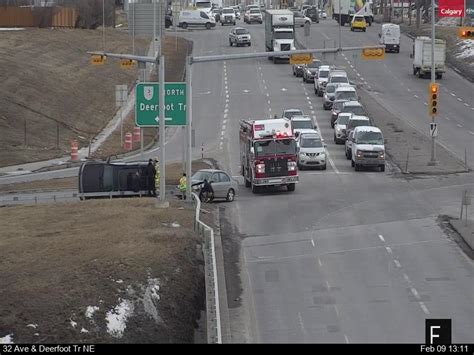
[177,20,474,343]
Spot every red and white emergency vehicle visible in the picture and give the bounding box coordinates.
[240,118,299,193]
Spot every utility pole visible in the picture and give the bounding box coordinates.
[428,0,437,165]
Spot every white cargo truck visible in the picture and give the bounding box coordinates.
[332,0,373,26]
[412,36,446,79]
[264,9,296,64]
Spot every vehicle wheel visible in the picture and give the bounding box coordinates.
[318,91,323,97]
[229,39,233,46]
[233,22,236,25]
[251,182,260,193]
[352,160,355,167]
[226,188,235,202]
[334,134,337,143]
[363,28,366,32]
[245,178,251,188]
[305,21,310,26]
[350,27,353,31]
[303,76,306,82]
[273,57,277,64]
[181,22,188,29]
[436,73,442,80]
[347,151,351,160]
[322,164,327,170]
[221,22,223,26]
[315,88,318,94]
[380,165,385,172]
[287,183,296,192]
[248,43,251,46]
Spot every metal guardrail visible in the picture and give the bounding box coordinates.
[192,192,222,344]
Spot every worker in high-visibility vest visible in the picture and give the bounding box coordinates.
[154,159,160,192]
[179,173,187,200]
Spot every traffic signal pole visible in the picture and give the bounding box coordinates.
[428,0,437,166]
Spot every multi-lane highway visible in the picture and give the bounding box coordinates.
[177,19,474,343]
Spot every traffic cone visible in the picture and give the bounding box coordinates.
[124,132,133,150]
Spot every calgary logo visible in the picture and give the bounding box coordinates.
[440,8,463,16]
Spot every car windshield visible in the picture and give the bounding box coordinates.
[292,120,313,129]
[326,85,336,93]
[333,101,346,111]
[307,62,321,68]
[331,76,349,83]
[236,29,248,35]
[356,131,384,145]
[306,9,317,15]
[300,137,323,148]
[344,106,366,115]
[336,92,358,101]
[350,120,370,128]
[354,16,365,22]
[319,70,329,78]
[223,9,234,13]
[192,171,213,181]
[254,139,297,156]
[284,110,302,118]
[336,115,350,125]
[274,31,294,39]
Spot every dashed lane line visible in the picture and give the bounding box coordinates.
[393,259,402,268]
[457,124,463,128]
[378,235,385,242]
[450,92,456,97]
[414,95,419,99]
[419,302,430,315]
[469,131,474,135]
[457,97,463,102]
[311,239,315,247]
[385,246,393,255]
[403,273,411,284]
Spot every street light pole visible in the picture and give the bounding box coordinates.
[186,56,192,201]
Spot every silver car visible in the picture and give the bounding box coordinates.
[323,83,338,110]
[293,11,311,27]
[333,112,352,144]
[296,132,327,170]
[191,169,238,202]
[229,27,251,47]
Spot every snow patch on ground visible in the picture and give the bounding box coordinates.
[70,320,77,328]
[26,324,38,328]
[116,279,124,284]
[0,334,14,344]
[80,328,89,333]
[141,277,163,323]
[105,299,134,338]
[456,39,474,59]
[85,306,99,319]
[0,28,25,31]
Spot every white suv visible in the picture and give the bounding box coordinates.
[351,126,386,172]
[221,7,236,25]
[314,65,331,96]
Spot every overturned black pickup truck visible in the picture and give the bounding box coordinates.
[78,160,152,200]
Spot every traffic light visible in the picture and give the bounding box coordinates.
[361,47,385,60]
[429,83,439,116]
[458,27,474,39]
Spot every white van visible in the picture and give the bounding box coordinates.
[178,10,216,29]
[379,23,400,53]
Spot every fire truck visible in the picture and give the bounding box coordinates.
[240,118,299,193]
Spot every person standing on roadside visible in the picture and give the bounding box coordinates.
[146,159,157,196]
[179,173,187,200]
[154,159,160,194]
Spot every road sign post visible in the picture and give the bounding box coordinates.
[135,82,187,127]
[115,84,128,146]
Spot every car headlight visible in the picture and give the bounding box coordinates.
[356,150,363,159]
[379,151,385,159]
[335,126,341,133]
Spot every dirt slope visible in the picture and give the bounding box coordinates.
[0,199,204,343]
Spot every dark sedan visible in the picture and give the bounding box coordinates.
[302,60,322,83]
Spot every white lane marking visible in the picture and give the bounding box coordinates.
[445,116,450,120]
[311,110,315,114]
[356,72,361,77]
[360,77,365,81]
[457,97,463,102]
[269,107,272,111]
[223,113,228,119]
[326,280,331,290]
[457,124,463,128]
[403,273,411,284]
[306,96,310,100]
[309,106,313,110]
[226,94,229,98]
[393,259,402,268]
[350,64,354,68]
[220,131,225,137]
[450,92,456,97]
[258,66,262,70]
[242,89,249,93]
[472,107,474,110]
[266,93,270,97]
[334,305,340,317]
[407,88,412,92]
[311,238,315,247]
[318,258,322,267]
[424,102,428,106]
[414,95,419,98]
[297,312,307,337]
[385,246,393,255]
[281,88,287,92]
[222,119,227,124]
[226,98,229,103]
[262,79,266,84]
[411,288,421,300]
[224,108,229,113]
[264,86,268,91]
[344,335,350,344]
[378,235,385,242]
[368,86,372,90]
[222,124,226,131]
[419,302,430,315]
[464,103,469,107]
[469,131,474,135]
[268,100,271,105]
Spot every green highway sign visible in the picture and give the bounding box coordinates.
[135,82,186,127]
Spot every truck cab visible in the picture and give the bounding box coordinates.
[265,9,296,63]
